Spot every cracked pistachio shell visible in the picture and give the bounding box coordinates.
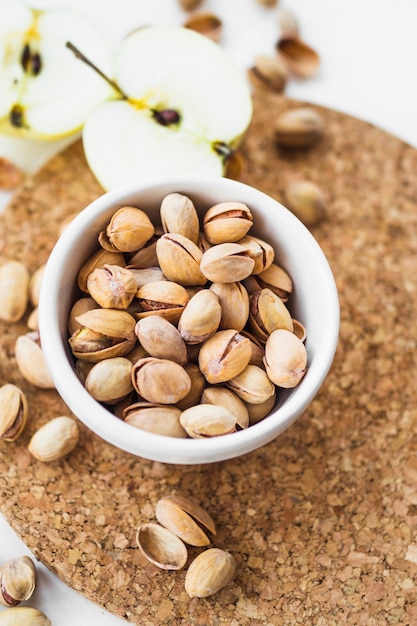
[178,289,221,344]
[136,522,187,570]
[69,309,137,362]
[245,392,277,424]
[203,201,253,244]
[200,243,255,283]
[68,297,99,336]
[87,264,137,309]
[249,288,293,342]
[240,330,265,368]
[264,328,307,388]
[237,235,274,275]
[198,329,252,384]
[124,403,187,438]
[135,316,187,364]
[156,233,206,287]
[0,556,36,607]
[245,263,293,301]
[274,107,324,149]
[15,333,55,389]
[209,282,249,332]
[135,280,190,324]
[77,248,125,292]
[160,193,200,244]
[175,363,206,410]
[28,416,79,462]
[184,12,223,42]
[180,404,236,438]
[0,383,28,442]
[248,54,288,93]
[29,264,45,307]
[105,206,154,252]
[201,386,249,429]
[292,319,307,342]
[0,607,51,626]
[132,357,191,404]
[85,357,133,403]
[0,260,29,323]
[155,495,216,546]
[185,548,236,598]
[226,364,275,404]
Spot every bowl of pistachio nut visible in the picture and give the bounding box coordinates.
[38,176,339,464]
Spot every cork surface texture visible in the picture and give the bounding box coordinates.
[1,92,417,625]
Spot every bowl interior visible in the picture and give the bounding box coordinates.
[39,176,339,464]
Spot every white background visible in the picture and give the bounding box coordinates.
[1,0,417,623]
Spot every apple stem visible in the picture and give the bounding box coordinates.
[66,41,127,99]
[213,141,234,161]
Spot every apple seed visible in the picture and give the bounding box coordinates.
[21,43,42,76]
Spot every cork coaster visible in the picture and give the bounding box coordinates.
[1,92,417,625]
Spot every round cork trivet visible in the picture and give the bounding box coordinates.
[1,92,417,625]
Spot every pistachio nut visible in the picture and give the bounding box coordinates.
[135,316,187,364]
[160,193,200,244]
[184,12,223,42]
[175,363,206,410]
[124,403,187,438]
[28,416,79,462]
[200,242,255,283]
[0,556,36,607]
[136,522,188,570]
[15,332,55,389]
[226,364,275,404]
[132,357,191,404]
[0,383,28,442]
[85,357,133,403]
[77,248,125,292]
[284,179,326,226]
[276,35,320,78]
[264,328,307,387]
[0,260,30,323]
[275,106,324,149]
[135,280,189,325]
[237,234,275,275]
[185,548,236,598]
[209,282,249,332]
[248,54,288,93]
[180,404,237,438]
[244,262,293,301]
[69,309,137,362]
[201,386,249,429]
[87,264,137,309]
[127,266,166,289]
[155,494,216,546]
[68,297,99,336]
[126,230,162,268]
[29,264,45,307]
[248,288,293,341]
[245,392,277,425]
[104,205,154,252]
[0,607,51,626]
[198,329,252,384]
[178,289,222,344]
[203,201,253,244]
[156,233,206,287]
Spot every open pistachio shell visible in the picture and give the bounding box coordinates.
[178,289,222,344]
[155,494,216,546]
[136,522,188,570]
[124,403,187,438]
[106,205,154,252]
[0,383,28,442]
[200,243,255,283]
[132,357,191,404]
[180,404,237,438]
[209,282,249,332]
[15,333,55,389]
[248,288,293,342]
[198,329,252,384]
[77,248,125,292]
[135,280,190,324]
[264,328,307,388]
[203,201,253,244]
[226,364,275,404]
[201,386,249,429]
[0,556,36,607]
[135,316,187,364]
[156,233,206,287]
[160,192,200,244]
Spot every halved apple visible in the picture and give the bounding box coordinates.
[0,0,114,139]
[81,25,253,190]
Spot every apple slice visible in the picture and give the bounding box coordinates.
[0,0,115,139]
[81,25,253,190]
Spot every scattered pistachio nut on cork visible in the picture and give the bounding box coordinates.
[0,606,51,626]
[0,555,36,607]
[185,547,236,598]
[0,383,28,442]
[0,260,30,323]
[28,415,79,462]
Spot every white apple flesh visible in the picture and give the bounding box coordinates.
[0,0,114,139]
[82,25,253,190]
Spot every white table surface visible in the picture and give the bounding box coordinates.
[1,0,416,623]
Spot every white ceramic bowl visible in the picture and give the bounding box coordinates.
[39,176,339,464]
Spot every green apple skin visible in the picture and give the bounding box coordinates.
[0,0,115,140]
[82,25,253,190]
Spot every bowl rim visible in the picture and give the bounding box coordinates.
[39,175,340,464]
